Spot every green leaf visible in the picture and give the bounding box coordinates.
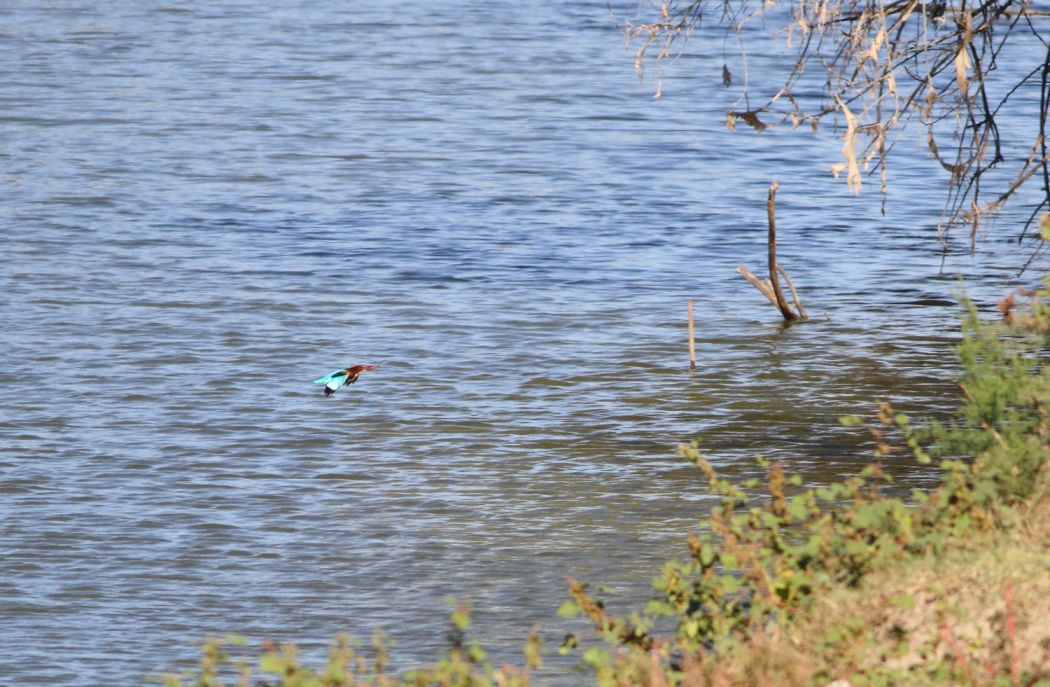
[557,600,580,617]
[787,495,809,520]
[645,599,674,617]
[451,607,471,631]
[259,654,284,673]
[889,594,916,610]
[761,512,782,529]
[583,647,610,667]
[721,575,741,594]
[839,415,863,427]
[467,644,487,663]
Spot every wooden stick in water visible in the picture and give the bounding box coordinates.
[736,181,808,322]
[736,265,779,307]
[766,181,801,322]
[777,264,808,320]
[687,299,696,369]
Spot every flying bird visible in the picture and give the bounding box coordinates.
[312,364,379,396]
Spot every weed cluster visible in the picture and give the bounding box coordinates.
[159,605,541,687]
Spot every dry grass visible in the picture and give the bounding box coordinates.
[667,461,1050,687]
[801,509,1050,684]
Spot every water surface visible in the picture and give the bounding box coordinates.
[1,2,1046,684]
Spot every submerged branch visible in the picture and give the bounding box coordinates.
[767,182,804,322]
[738,181,808,322]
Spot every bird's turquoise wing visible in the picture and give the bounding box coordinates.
[324,376,348,392]
[312,370,347,385]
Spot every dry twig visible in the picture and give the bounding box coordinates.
[738,181,808,322]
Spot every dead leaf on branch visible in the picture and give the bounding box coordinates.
[729,110,767,132]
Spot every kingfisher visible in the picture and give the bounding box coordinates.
[312,364,379,396]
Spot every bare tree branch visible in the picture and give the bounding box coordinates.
[621,0,1050,268]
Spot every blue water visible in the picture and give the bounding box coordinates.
[1,2,1046,684]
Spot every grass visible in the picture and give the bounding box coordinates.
[676,467,1050,687]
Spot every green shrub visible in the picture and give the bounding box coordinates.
[157,605,542,687]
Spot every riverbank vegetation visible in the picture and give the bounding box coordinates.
[160,276,1050,687]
